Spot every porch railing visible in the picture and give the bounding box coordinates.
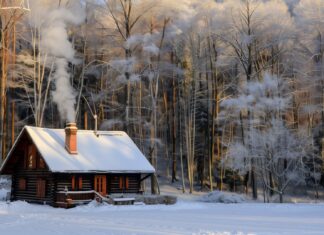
[56,190,111,207]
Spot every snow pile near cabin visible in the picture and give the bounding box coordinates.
[0,189,8,201]
[0,176,10,201]
[199,190,246,203]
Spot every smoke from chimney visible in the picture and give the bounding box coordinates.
[52,59,76,122]
[29,0,85,122]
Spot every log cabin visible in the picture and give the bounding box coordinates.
[0,123,155,207]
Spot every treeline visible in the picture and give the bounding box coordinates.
[0,0,324,202]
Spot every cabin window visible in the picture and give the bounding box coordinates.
[79,177,83,189]
[118,176,129,190]
[119,177,123,189]
[27,145,36,169]
[71,175,83,191]
[38,156,45,169]
[94,175,106,196]
[125,177,129,189]
[18,178,26,190]
[36,179,46,198]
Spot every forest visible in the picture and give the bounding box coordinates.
[0,0,324,203]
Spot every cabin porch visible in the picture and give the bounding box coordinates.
[54,173,155,208]
[55,190,137,208]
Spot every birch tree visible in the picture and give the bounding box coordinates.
[0,0,29,159]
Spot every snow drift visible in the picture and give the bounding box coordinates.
[199,190,246,203]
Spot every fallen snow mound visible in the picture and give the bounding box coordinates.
[0,189,9,201]
[0,176,11,201]
[199,190,246,203]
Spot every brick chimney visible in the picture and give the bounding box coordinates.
[65,123,77,154]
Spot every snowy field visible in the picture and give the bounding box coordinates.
[0,200,323,235]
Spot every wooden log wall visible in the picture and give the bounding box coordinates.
[109,174,140,194]
[11,138,55,205]
[55,173,141,195]
[54,174,93,191]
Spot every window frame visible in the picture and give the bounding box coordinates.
[118,176,129,190]
[27,145,36,169]
[38,155,46,169]
[71,175,83,191]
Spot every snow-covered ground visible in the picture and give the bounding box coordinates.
[0,200,323,235]
[0,178,323,235]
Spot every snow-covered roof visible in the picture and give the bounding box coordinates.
[2,126,155,174]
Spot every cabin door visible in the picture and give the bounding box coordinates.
[36,179,46,198]
[94,175,107,196]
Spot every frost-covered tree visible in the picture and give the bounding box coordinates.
[223,73,316,202]
[293,0,324,152]
[227,119,314,203]
[214,0,295,199]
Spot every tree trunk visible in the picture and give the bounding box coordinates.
[171,67,177,183]
[0,29,8,159]
[251,165,258,199]
[84,111,88,130]
[178,81,186,193]
[279,192,283,203]
[151,174,159,195]
[11,101,14,146]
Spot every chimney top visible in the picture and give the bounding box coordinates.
[65,122,77,154]
[66,122,77,128]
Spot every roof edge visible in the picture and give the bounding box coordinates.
[0,126,27,173]
[25,125,128,136]
[51,170,155,174]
